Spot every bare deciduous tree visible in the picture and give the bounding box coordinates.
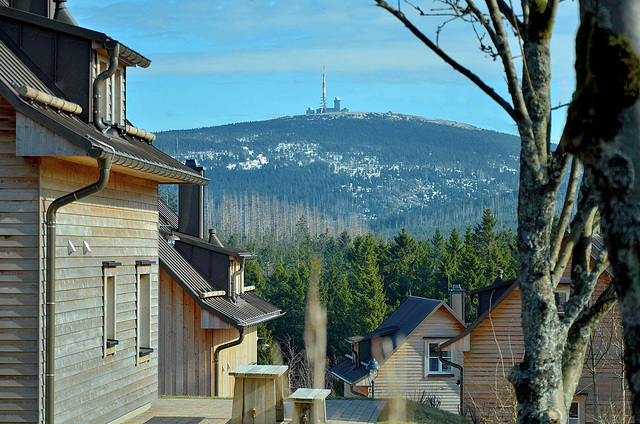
[374,0,638,422]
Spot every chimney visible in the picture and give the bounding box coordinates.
[208,229,224,248]
[178,159,205,238]
[450,284,465,322]
[53,0,77,25]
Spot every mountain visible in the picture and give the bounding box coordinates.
[153,112,521,239]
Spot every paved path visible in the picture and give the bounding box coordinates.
[123,398,387,424]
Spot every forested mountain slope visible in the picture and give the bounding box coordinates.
[154,112,520,237]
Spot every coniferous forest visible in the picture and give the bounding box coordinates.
[216,208,517,385]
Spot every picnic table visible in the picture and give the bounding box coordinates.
[229,364,288,424]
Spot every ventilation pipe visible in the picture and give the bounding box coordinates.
[53,0,77,25]
[45,147,114,424]
[208,228,224,247]
[214,326,245,397]
[93,40,119,132]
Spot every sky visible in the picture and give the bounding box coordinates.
[68,0,580,142]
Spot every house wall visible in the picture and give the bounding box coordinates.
[158,269,258,398]
[0,97,41,423]
[463,286,523,423]
[463,275,631,424]
[352,307,465,413]
[40,156,161,424]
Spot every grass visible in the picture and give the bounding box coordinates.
[377,400,471,424]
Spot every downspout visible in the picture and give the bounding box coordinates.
[93,40,119,132]
[214,326,245,397]
[45,147,114,424]
[438,349,464,416]
[348,383,369,398]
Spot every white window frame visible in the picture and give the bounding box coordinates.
[136,262,153,365]
[102,262,120,357]
[567,400,580,424]
[93,52,126,126]
[425,340,452,376]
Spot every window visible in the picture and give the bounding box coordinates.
[425,341,452,376]
[555,290,570,316]
[136,261,154,365]
[567,401,579,424]
[102,262,121,357]
[93,53,126,127]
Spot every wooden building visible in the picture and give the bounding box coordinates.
[0,2,208,423]
[157,182,283,398]
[329,296,466,413]
[440,247,631,424]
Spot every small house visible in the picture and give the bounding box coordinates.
[329,295,466,413]
[440,241,631,423]
[157,165,284,398]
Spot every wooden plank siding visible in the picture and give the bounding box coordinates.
[0,97,41,424]
[158,268,258,398]
[350,306,465,414]
[463,273,631,424]
[37,157,160,424]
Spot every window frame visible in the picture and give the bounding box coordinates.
[567,401,578,424]
[424,340,452,376]
[102,261,121,357]
[136,261,154,365]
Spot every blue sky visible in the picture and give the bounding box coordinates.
[68,1,579,141]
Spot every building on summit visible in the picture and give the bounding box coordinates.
[306,66,348,115]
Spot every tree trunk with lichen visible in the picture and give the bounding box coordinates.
[506,16,570,423]
[564,1,640,421]
[373,0,625,422]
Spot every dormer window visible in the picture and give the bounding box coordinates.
[230,258,243,296]
[93,51,126,127]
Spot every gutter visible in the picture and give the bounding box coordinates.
[214,326,245,397]
[437,348,464,417]
[45,146,115,424]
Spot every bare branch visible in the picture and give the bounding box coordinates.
[550,157,582,266]
[552,170,600,289]
[497,0,523,31]
[483,0,529,123]
[374,0,517,120]
[562,282,618,396]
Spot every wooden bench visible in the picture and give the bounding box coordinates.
[289,388,331,424]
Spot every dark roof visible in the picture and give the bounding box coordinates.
[169,228,257,260]
[0,5,150,67]
[159,236,283,327]
[158,198,179,228]
[158,199,282,328]
[439,280,518,351]
[329,359,369,386]
[331,296,463,384]
[0,18,207,185]
[346,296,449,344]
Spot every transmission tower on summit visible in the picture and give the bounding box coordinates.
[306,66,348,115]
[320,65,328,113]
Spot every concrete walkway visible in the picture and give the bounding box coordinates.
[123,398,387,424]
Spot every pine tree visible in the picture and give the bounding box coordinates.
[382,228,422,309]
[348,234,387,335]
[321,238,353,358]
